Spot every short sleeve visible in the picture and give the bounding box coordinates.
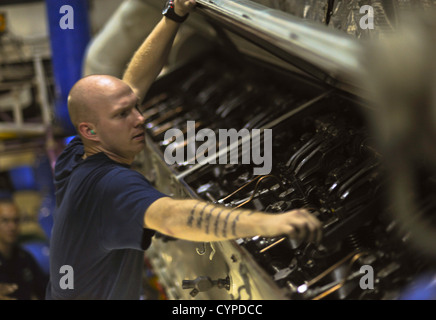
[99,168,167,250]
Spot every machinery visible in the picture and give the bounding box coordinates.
[121,0,436,300]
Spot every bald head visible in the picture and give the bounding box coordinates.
[68,75,134,131]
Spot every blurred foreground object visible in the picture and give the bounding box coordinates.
[362,9,436,259]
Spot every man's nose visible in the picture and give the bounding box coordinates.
[134,108,146,126]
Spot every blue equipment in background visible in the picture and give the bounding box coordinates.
[45,0,91,135]
[21,241,51,276]
[9,166,38,191]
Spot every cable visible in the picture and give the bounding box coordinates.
[311,251,368,300]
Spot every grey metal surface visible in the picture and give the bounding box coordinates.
[193,0,364,94]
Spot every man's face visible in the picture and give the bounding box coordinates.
[0,202,20,246]
[94,82,146,162]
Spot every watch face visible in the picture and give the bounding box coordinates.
[162,0,171,15]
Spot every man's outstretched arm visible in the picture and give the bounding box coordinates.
[122,0,196,102]
[144,197,323,244]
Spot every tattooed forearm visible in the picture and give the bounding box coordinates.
[196,203,211,228]
[214,207,226,237]
[222,208,237,238]
[187,200,258,239]
[204,206,217,234]
[214,207,255,238]
[231,209,253,236]
[187,201,202,227]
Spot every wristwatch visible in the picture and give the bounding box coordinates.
[162,0,189,23]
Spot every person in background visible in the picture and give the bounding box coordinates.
[0,196,48,300]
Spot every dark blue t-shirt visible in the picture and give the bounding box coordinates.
[46,137,167,300]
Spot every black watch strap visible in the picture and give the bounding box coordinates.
[162,0,189,23]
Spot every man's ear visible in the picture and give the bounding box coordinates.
[78,122,99,141]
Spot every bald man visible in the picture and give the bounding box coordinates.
[46,0,322,300]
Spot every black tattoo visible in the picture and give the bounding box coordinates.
[222,208,237,238]
[204,206,217,234]
[187,201,202,227]
[196,203,210,228]
[214,208,226,237]
[231,209,252,236]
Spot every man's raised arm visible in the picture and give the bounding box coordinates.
[122,0,196,102]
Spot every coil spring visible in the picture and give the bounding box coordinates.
[346,233,364,252]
